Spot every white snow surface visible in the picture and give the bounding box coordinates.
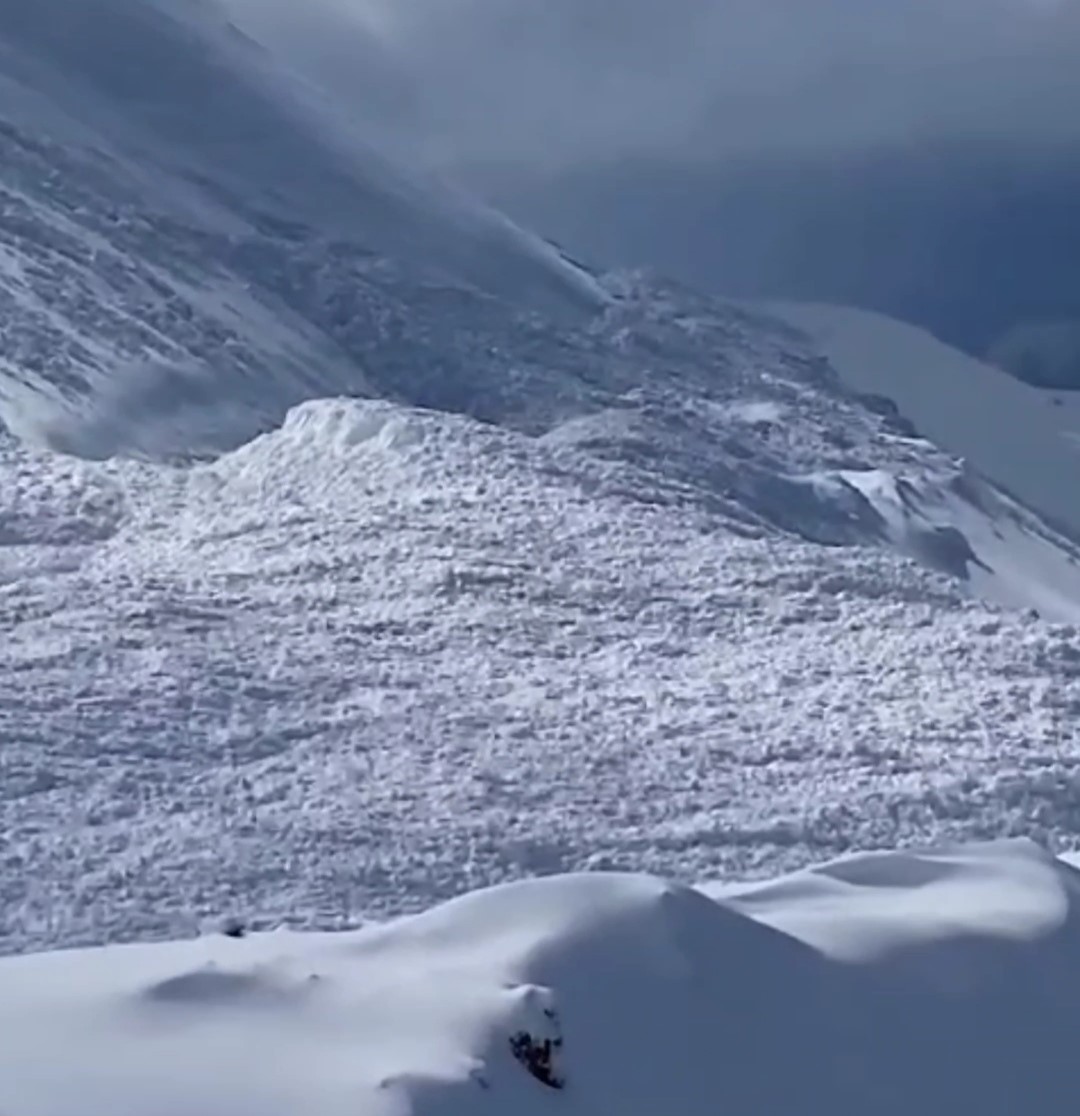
[772,302,1080,540]
[5,0,1080,1032]
[5,389,1080,956]
[4,838,1080,1116]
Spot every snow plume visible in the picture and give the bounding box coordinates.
[223,0,1080,172]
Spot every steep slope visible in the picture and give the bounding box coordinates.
[0,0,603,456]
[5,839,1080,1116]
[770,302,1080,619]
[773,302,1080,538]
[0,0,604,307]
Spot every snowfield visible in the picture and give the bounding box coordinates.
[4,394,1080,956]
[4,1,1080,1110]
[4,838,1080,1116]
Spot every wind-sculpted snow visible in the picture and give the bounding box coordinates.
[4,839,1080,1116]
[4,397,1080,955]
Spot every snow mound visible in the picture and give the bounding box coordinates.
[222,397,432,478]
[4,839,1080,1116]
[715,838,1075,962]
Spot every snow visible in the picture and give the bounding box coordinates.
[756,301,1080,618]
[4,394,1080,956]
[4,838,1080,1116]
[829,466,1080,623]
[5,9,1080,1098]
[712,837,1072,961]
[771,301,1080,540]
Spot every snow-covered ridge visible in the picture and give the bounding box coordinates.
[4,839,1080,1116]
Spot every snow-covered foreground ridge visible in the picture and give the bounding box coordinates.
[3,838,1079,1116]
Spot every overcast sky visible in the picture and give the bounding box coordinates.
[217,0,1080,364]
[227,0,1080,172]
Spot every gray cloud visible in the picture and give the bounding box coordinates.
[217,0,1080,379]
[225,0,1080,172]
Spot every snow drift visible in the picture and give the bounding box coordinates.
[3,839,1080,1116]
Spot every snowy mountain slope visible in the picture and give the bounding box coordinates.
[0,0,604,309]
[5,839,1080,1116]
[5,394,1080,956]
[0,0,603,455]
[759,302,1080,620]
[772,302,1080,539]
[0,0,1076,622]
[5,99,1075,613]
[4,0,1080,974]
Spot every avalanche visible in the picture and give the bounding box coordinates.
[3,3,1080,1113]
[4,397,1080,956]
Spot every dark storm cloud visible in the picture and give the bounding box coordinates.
[217,0,1080,381]
[226,0,1080,171]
